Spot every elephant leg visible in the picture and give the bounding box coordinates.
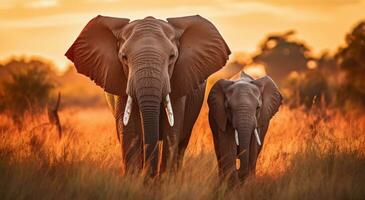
[116,96,143,174]
[178,81,206,169]
[160,96,186,173]
[177,137,189,170]
[212,126,239,185]
[248,133,260,176]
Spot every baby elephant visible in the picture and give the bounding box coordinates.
[208,73,282,184]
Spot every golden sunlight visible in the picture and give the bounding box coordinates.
[1,0,365,71]
[243,64,267,78]
[1,1,365,199]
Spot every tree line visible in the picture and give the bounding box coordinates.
[249,21,365,110]
[0,20,364,121]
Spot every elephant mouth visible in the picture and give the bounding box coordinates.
[235,128,261,157]
[122,94,174,127]
[234,128,261,147]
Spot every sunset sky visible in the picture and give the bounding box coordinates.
[0,0,364,71]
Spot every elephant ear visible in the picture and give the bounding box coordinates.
[208,79,232,132]
[167,15,231,98]
[65,15,130,96]
[251,76,282,134]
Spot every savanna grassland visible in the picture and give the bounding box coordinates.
[1,104,364,200]
[1,19,365,200]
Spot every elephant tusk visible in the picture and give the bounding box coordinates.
[235,129,239,146]
[254,128,262,146]
[164,94,174,127]
[123,95,133,126]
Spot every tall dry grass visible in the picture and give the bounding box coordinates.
[0,105,365,199]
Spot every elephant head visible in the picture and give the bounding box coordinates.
[65,15,230,176]
[208,73,282,182]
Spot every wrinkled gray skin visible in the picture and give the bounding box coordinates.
[65,15,230,177]
[208,73,282,184]
[105,82,205,175]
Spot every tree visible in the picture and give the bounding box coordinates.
[282,69,330,109]
[335,21,365,106]
[0,59,55,119]
[253,30,313,85]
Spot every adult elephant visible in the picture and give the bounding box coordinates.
[208,73,282,184]
[65,15,230,177]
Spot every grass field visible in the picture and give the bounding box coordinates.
[1,105,365,200]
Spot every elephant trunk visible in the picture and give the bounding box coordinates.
[138,92,161,177]
[124,50,172,177]
[236,114,255,181]
[135,64,166,177]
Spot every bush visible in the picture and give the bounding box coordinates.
[282,69,331,109]
[0,66,54,119]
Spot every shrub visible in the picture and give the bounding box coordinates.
[0,66,54,119]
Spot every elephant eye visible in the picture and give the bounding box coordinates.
[123,55,128,61]
[256,106,261,119]
[169,54,175,60]
[119,52,128,62]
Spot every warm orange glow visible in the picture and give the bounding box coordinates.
[307,60,318,69]
[205,62,243,99]
[232,52,252,65]
[243,64,267,78]
[0,0,364,71]
[1,105,364,177]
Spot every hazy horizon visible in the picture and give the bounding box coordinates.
[1,0,364,71]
